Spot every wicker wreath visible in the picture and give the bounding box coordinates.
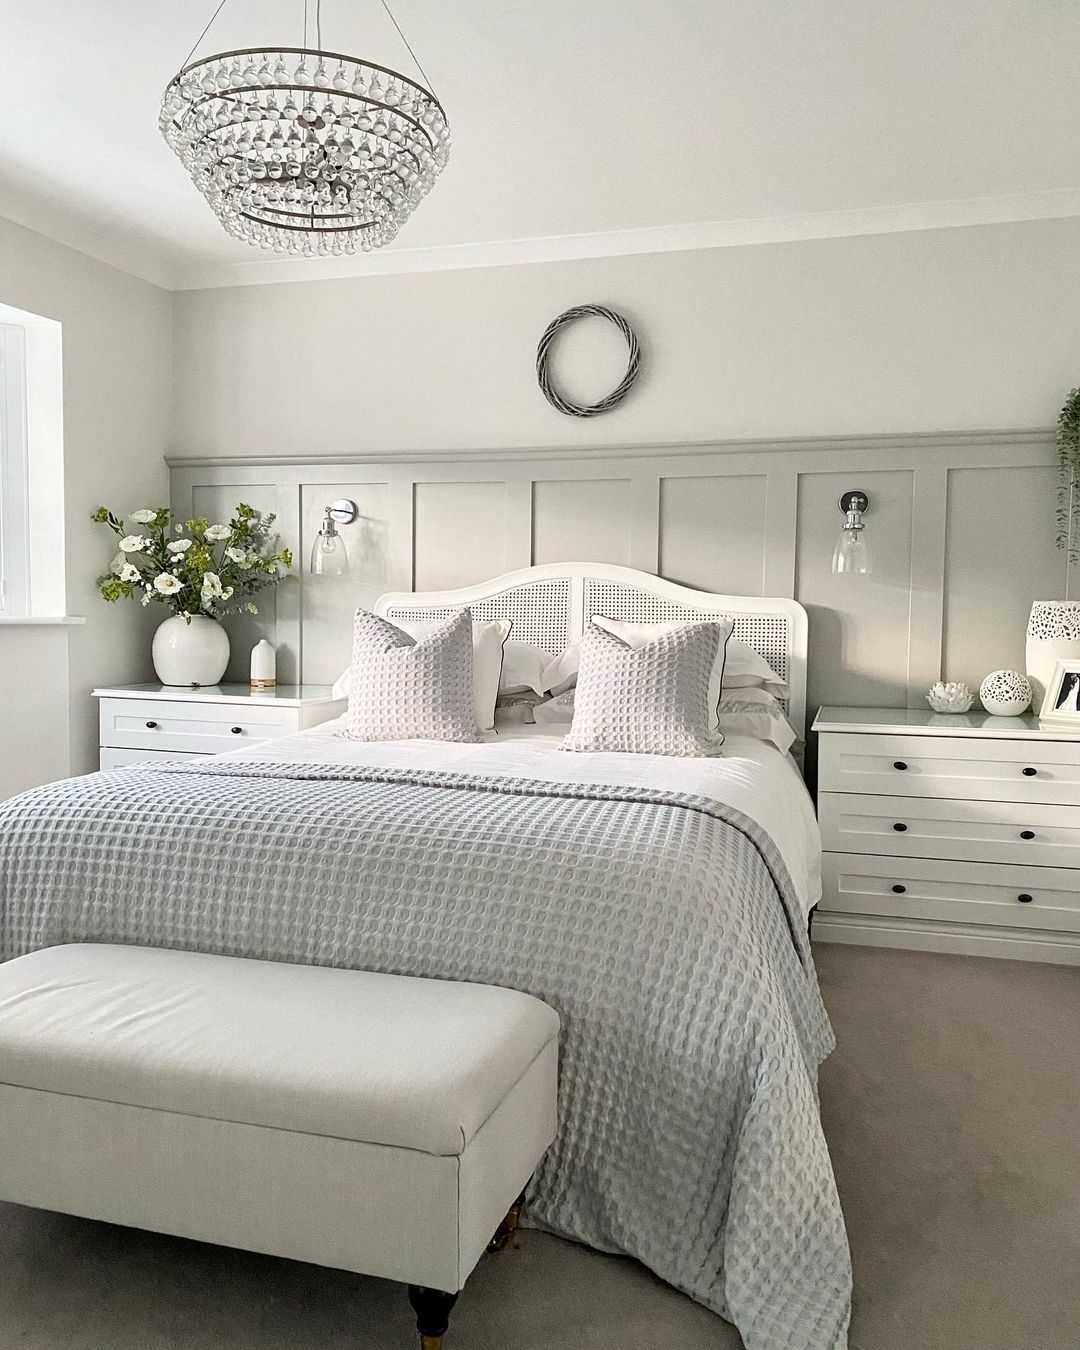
[536,304,641,417]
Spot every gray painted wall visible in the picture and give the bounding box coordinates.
[169,216,1080,718]
[171,217,1080,456]
[170,430,1069,727]
[0,214,171,797]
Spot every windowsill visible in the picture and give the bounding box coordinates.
[0,615,85,626]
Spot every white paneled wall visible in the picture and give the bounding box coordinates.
[415,481,510,590]
[659,475,769,598]
[170,430,1064,705]
[532,479,633,568]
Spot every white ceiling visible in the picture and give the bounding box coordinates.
[1,0,1077,290]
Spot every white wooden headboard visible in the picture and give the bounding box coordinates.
[375,562,808,738]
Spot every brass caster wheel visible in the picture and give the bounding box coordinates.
[487,1189,526,1253]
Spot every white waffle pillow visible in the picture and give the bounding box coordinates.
[562,620,733,757]
[342,608,481,743]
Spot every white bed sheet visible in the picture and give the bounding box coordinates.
[222,721,822,918]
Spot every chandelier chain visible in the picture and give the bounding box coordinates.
[182,0,232,70]
[302,0,323,49]
[379,0,436,97]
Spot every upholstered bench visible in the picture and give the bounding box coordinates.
[0,944,559,1348]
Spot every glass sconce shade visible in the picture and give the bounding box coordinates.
[309,499,358,576]
[832,528,872,575]
[311,528,349,576]
[831,490,872,575]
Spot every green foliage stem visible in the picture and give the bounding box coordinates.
[1057,387,1080,564]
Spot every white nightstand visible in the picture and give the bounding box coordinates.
[813,706,1080,966]
[93,685,346,769]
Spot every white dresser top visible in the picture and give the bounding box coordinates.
[92,683,342,708]
[813,705,1080,742]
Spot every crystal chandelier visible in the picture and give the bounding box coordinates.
[159,1,450,256]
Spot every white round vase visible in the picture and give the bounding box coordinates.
[1026,601,1080,709]
[152,615,229,687]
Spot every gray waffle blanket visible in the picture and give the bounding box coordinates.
[0,759,851,1349]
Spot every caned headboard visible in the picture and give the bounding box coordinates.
[375,562,808,739]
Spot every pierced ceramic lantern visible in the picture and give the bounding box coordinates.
[979,670,1032,717]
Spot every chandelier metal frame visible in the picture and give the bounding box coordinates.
[160,10,449,257]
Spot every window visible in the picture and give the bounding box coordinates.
[0,303,64,618]
[0,323,29,617]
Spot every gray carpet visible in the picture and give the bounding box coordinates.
[0,944,1077,1349]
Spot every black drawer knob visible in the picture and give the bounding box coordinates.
[892,822,908,832]
[1020,830,1035,840]
[231,726,243,735]
[1022,767,1037,777]
[893,761,908,771]
[1017,893,1033,904]
[892,884,906,894]
[145,721,158,729]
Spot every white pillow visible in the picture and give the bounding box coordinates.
[534,679,795,752]
[538,641,580,697]
[539,627,788,712]
[500,639,551,696]
[590,617,733,728]
[562,621,730,757]
[592,619,789,722]
[342,609,481,743]
[716,685,797,755]
[532,688,575,724]
[723,639,789,697]
[333,615,511,731]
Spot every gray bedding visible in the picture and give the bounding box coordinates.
[0,759,851,1349]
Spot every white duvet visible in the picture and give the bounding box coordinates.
[225,720,822,918]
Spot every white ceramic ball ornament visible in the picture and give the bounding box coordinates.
[979,669,1032,716]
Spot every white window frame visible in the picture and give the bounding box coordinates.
[0,323,30,617]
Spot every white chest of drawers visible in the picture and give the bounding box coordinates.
[93,684,346,768]
[813,706,1080,965]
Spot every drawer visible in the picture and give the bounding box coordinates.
[818,732,1080,806]
[98,697,299,755]
[819,791,1080,869]
[821,852,1080,934]
[99,747,205,770]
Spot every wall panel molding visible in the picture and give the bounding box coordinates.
[166,427,1053,470]
[171,428,1061,704]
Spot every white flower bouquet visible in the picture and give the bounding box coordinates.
[92,503,293,619]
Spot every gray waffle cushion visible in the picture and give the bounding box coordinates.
[562,619,733,756]
[344,608,481,742]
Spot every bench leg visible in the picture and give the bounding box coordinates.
[487,1187,527,1253]
[407,1284,458,1350]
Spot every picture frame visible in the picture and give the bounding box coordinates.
[1038,658,1080,723]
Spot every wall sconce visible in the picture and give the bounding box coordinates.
[832,490,872,575]
[310,499,358,576]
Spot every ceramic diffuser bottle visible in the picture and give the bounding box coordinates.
[250,639,276,690]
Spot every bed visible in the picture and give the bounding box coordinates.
[0,564,850,1350]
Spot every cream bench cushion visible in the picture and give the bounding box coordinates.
[0,944,559,1302]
